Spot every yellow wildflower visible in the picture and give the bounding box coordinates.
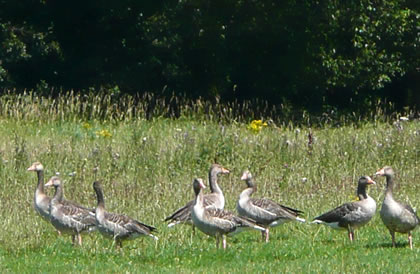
[248,120,268,133]
[96,129,112,138]
[82,122,92,129]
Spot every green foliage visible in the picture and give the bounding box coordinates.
[0,0,418,109]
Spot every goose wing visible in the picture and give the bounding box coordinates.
[251,198,303,217]
[59,203,96,227]
[314,202,359,224]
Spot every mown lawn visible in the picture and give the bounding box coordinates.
[0,94,418,272]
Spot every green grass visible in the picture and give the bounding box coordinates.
[0,92,419,272]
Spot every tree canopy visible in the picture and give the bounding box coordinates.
[0,0,418,110]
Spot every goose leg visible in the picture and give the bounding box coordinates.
[261,231,265,241]
[222,235,227,249]
[408,231,413,250]
[265,228,270,243]
[117,239,123,249]
[216,235,220,249]
[72,235,76,245]
[77,233,82,246]
[348,229,354,242]
[390,231,396,248]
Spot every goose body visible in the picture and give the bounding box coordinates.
[28,162,50,221]
[376,166,419,249]
[93,181,158,248]
[237,170,305,242]
[45,176,96,245]
[191,178,266,249]
[164,164,229,228]
[312,176,377,241]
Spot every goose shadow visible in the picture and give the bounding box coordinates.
[364,241,410,249]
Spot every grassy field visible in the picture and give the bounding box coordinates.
[0,92,419,272]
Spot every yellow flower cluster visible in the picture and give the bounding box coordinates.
[96,129,112,138]
[82,122,92,129]
[248,120,268,133]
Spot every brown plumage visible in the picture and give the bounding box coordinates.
[164,164,230,228]
[237,170,305,242]
[93,181,158,249]
[45,176,96,245]
[191,178,266,249]
[376,166,419,249]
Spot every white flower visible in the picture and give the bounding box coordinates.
[302,177,307,183]
[399,116,409,121]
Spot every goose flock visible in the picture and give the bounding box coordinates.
[28,162,419,250]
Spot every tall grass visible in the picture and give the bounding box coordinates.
[0,91,418,272]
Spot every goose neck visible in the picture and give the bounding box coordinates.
[357,184,368,200]
[239,185,255,201]
[52,184,63,204]
[209,169,222,194]
[384,174,394,196]
[36,170,45,194]
[94,186,105,209]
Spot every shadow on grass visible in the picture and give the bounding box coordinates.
[364,241,410,249]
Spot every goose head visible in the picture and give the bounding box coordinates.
[240,170,255,188]
[193,178,206,196]
[45,176,61,187]
[358,176,376,186]
[27,162,44,172]
[210,164,230,175]
[375,166,394,177]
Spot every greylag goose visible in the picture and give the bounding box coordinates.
[312,176,377,241]
[237,170,305,242]
[27,162,50,222]
[164,163,230,228]
[93,181,158,248]
[45,176,96,245]
[376,166,419,249]
[191,178,266,249]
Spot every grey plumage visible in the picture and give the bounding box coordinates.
[93,181,158,248]
[164,164,230,228]
[191,178,266,249]
[28,162,51,222]
[237,170,305,242]
[376,166,419,249]
[45,176,96,245]
[312,176,377,242]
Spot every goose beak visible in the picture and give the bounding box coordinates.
[375,168,384,176]
[200,181,206,189]
[27,166,35,171]
[367,177,376,185]
[240,174,247,180]
[45,180,54,187]
[221,167,230,174]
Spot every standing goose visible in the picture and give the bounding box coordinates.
[237,170,305,242]
[45,176,96,245]
[312,176,377,241]
[93,181,158,248]
[164,164,230,228]
[191,178,266,249]
[376,166,419,249]
[27,162,50,222]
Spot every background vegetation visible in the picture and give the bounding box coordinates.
[1,0,419,111]
[0,93,418,272]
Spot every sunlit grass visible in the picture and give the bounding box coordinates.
[0,92,418,272]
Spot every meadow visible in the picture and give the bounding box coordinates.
[0,91,419,272]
